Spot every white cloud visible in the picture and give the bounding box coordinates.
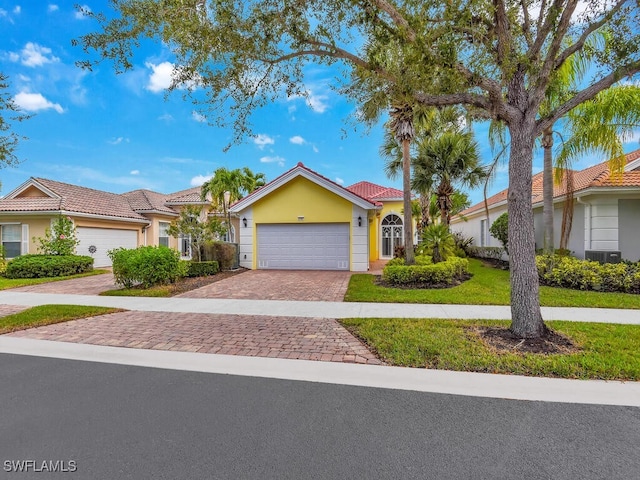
[335,177,344,185]
[8,52,19,62]
[260,156,285,167]
[130,170,140,175]
[75,4,90,19]
[158,113,174,122]
[312,145,319,153]
[0,8,7,17]
[14,91,64,113]
[254,134,275,149]
[48,4,59,13]
[289,135,306,145]
[19,42,60,67]
[307,93,329,113]
[146,61,174,93]
[108,137,129,145]
[13,6,20,14]
[192,111,206,123]
[190,174,212,186]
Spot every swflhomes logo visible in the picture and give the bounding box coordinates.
[4,460,77,473]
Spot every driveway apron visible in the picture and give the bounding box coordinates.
[11,273,118,295]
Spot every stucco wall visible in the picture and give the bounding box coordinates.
[451,204,507,248]
[0,216,52,255]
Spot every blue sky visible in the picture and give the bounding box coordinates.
[1,1,639,205]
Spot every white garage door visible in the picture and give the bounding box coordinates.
[257,223,350,270]
[76,227,138,267]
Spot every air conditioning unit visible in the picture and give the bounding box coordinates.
[585,250,621,264]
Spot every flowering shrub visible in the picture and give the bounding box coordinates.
[35,216,80,256]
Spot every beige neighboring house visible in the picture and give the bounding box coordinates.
[0,178,238,267]
[451,148,640,262]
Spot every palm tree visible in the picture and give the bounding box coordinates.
[388,104,416,264]
[414,131,486,226]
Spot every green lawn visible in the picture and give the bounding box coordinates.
[0,269,110,291]
[101,285,172,297]
[345,258,640,309]
[341,318,640,380]
[0,305,121,334]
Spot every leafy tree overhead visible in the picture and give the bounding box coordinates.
[75,1,640,339]
[0,73,29,173]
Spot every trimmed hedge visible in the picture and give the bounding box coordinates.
[109,246,186,288]
[5,254,94,279]
[383,257,469,286]
[186,260,219,277]
[537,254,640,293]
[468,246,505,261]
[202,241,237,270]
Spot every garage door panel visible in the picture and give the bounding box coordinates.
[257,223,349,270]
[77,227,138,267]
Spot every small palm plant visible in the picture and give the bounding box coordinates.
[418,224,456,263]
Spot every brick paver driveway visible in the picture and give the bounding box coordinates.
[8,311,382,365]
[177,270,352,302]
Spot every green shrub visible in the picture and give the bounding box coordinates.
[468,246,505,261]
[418,224,456,263]
[186,260,219,277]
[5,255,94,278]
[109,246,184,288]
[382,257,469,287]
[536,254,640,293]
[202,241,237,270]
[0,245,6,276]
[35,215,80,256]
[385,257,406,267]
[489,213,509,254]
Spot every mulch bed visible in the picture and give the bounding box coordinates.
[165,268,248,295]
[473,326,580,355]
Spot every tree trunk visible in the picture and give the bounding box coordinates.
[402,137,415,265]
[508,122,546,338]
[541,126,554,254]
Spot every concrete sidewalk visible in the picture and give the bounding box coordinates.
[1,290,639,324]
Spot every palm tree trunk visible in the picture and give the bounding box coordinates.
[402,137,415,265]
[541,126,554,254]
[508,120,546,339]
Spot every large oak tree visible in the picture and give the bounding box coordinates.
[75,0,640,338]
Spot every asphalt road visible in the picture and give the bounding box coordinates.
[1,353,639,480]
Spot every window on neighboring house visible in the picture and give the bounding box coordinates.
[480,219,487,247]
[159,222,170,247]
[1,224,23,258]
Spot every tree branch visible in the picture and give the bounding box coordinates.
[520,0,534,48]
[529,0,566,62]
[537,60,640,133]
[365,0,417,42]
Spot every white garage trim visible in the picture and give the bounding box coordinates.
[257,223,349,270]
[77,227,138,267]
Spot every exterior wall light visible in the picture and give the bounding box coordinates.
[358,216,362,227]
[242,217,247,228]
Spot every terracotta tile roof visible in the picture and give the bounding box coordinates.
[459,148,640,216]
[346,181,404,201]
[165,186,208,204]
[0,178,149,221]
[122,189,178,215]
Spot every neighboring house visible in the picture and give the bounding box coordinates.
[0,164,414,271]
[451,148,640,262]
[0,178,239,267]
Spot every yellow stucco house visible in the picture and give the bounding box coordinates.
[0,164,412,271]
[230,162,411,271]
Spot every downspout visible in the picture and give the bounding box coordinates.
[576,197,591,253]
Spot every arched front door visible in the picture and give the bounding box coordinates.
[381,214,403,258]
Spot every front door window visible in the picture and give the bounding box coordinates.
[381,214,403,258]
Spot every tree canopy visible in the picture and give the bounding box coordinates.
[75,0,640,339]
[0,73,28,172]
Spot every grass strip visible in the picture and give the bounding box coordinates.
[0,305,121,334]
[340,317,640,381]
[345,258,640,309]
